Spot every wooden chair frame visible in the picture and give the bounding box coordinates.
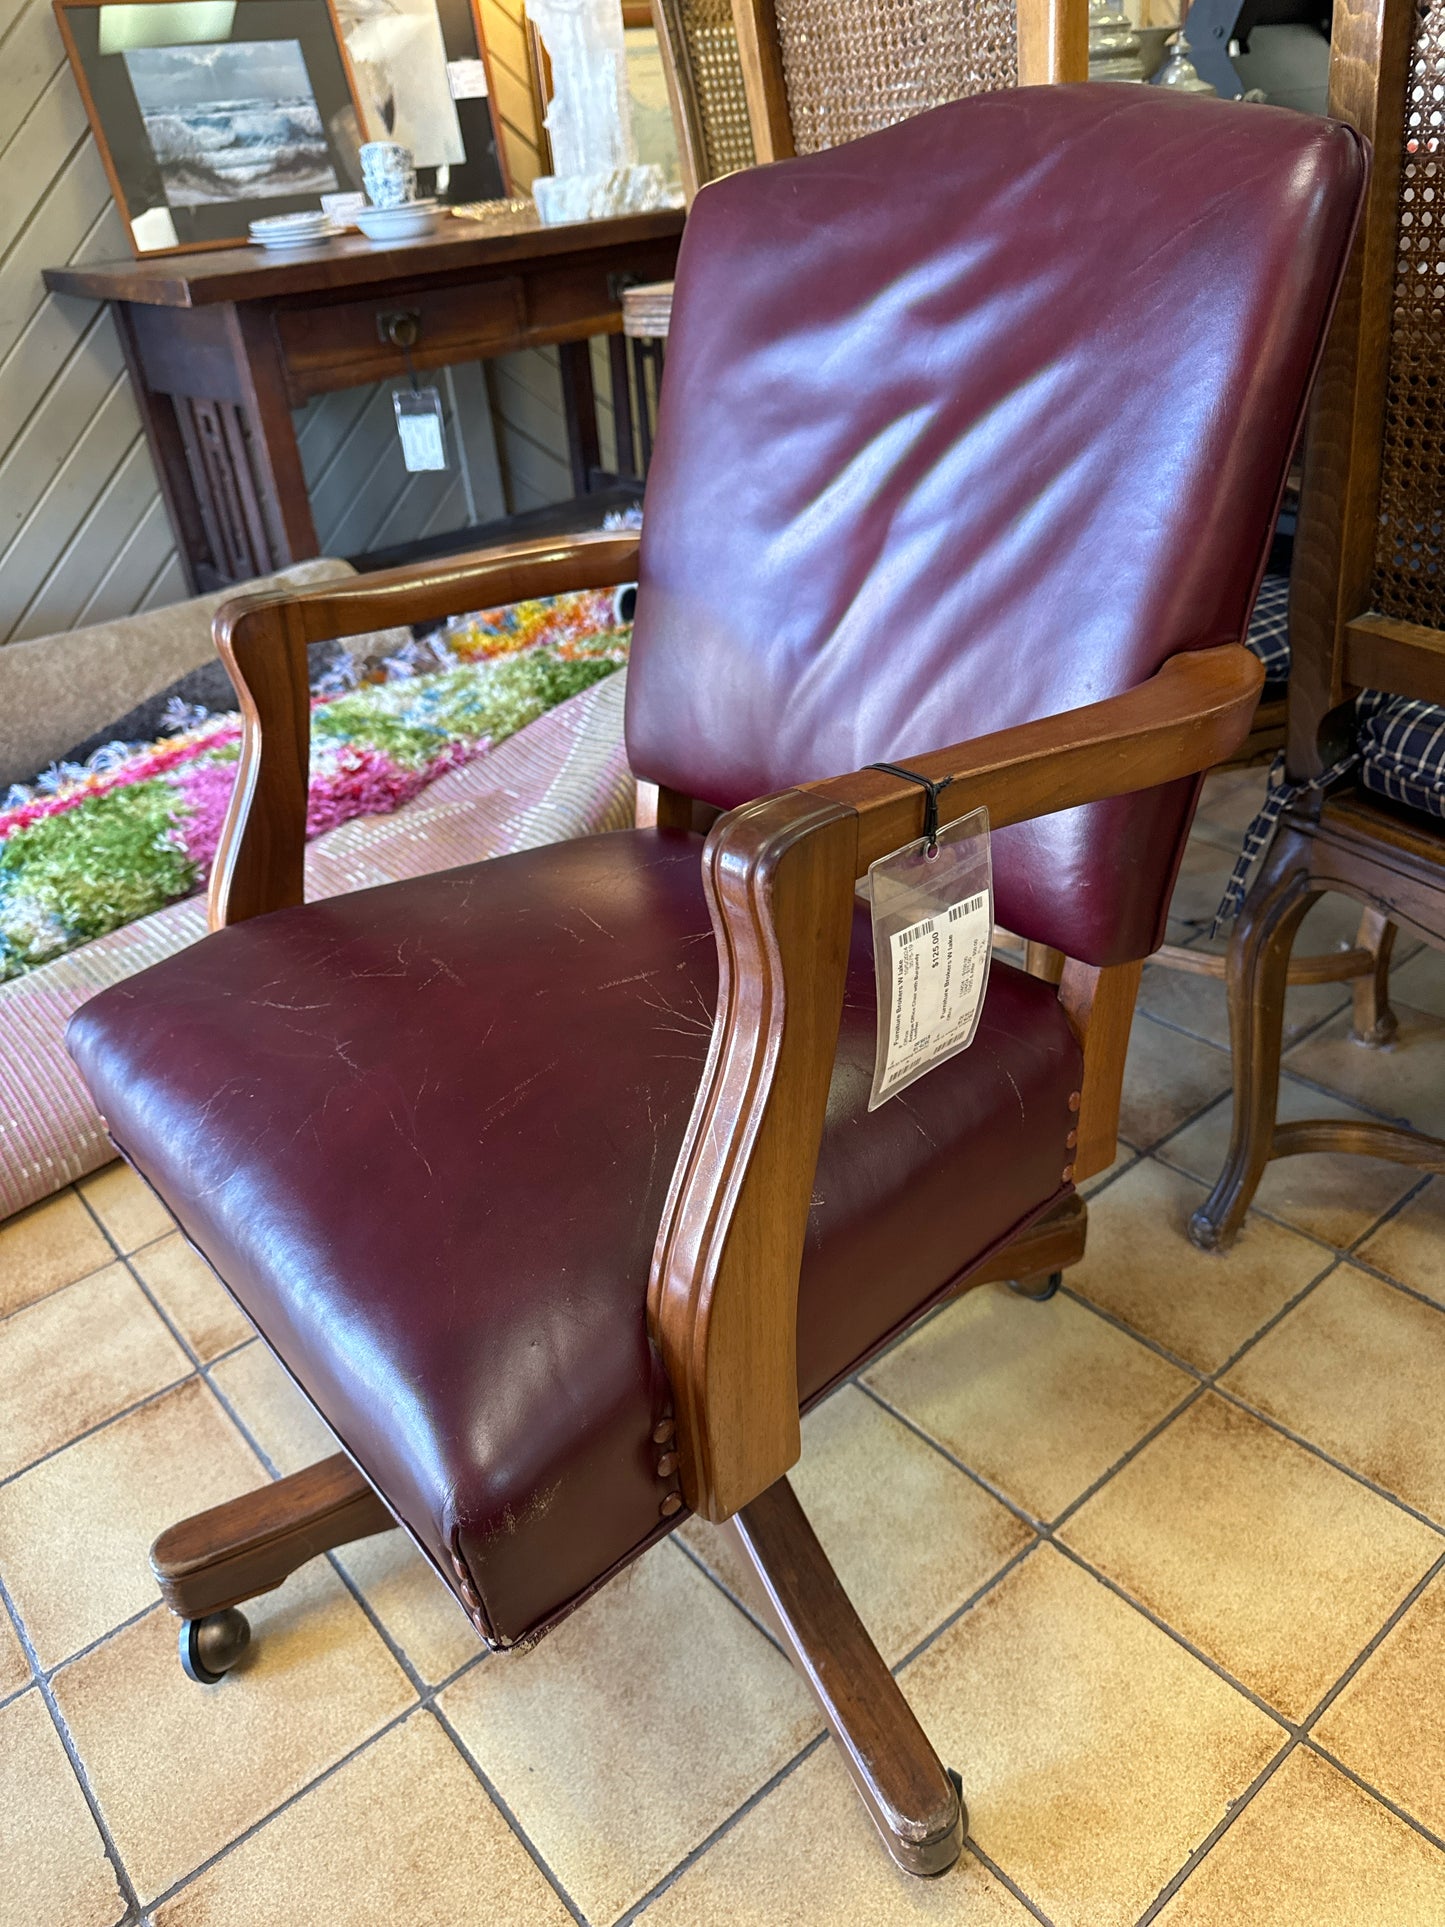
[729,0,1089,164]
[1190,0,1445,1251]
[151,527,1259,1873]
[651,0,753,202]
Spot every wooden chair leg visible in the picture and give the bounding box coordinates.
[151,1453,393,1681]
[1189,828,1321,1253]
[724,1477,965,1878]
[1349,905,1399,1047]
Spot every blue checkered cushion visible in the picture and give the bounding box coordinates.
[1357,692,1445,820]
[1244,573,1291,687]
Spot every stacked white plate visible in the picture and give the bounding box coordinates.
[249,210,337,250]
[355,199,441,243]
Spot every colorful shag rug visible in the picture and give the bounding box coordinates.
[0,590,629,981]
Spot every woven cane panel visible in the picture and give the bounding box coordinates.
[773,0,1019,155]
[1374,2,1445,628]
[679,0,757,178]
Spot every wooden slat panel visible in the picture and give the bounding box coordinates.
[75,495,175,630]
[0,381,143,636]
[0,72,91,265]
[0,1,67,174]
[16,436,158,639]
[137,554,188,612]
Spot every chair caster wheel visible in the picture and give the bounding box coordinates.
[179,1609,250,1684]
[1007,1271,1061,1301]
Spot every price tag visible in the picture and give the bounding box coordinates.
[865,807,992,1110]
[393,388,448,471]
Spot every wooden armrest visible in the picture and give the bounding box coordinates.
[207,531,640,930]
[649,642,1262,1522]
[809,642,1264,874]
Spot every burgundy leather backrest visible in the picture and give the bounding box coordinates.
[625,85,1366,965]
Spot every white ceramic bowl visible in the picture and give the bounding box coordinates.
[355,203,440,242]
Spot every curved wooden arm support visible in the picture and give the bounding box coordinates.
[648,791,860,1521]
[653,642,1263,1522]
[809,642,1264,871]
[207,531,642,930]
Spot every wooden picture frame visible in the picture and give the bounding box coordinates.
[395,0,512,200]
[53,0,368,257]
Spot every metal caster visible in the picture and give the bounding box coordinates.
[1007,1271,1062,1301]
[179,1608,251,1684]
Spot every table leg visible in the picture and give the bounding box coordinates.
[228,305,319,567]
[558,338,603,494]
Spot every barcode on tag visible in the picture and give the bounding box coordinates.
[866,804,993,1111]
[875,887,991,1103]
[948,893,987,922]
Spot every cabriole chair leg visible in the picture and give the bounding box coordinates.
[1189,828,1321,1253]
[724,1476,965,1877]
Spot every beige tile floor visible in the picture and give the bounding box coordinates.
[3,769,1445,1926]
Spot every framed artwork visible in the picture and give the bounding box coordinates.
[342,0,510,197]
[53,0,367,255]
[524,1,682,188]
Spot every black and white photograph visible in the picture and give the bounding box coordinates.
[122,37,340,206]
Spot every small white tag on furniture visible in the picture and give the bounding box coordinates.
[866,808,992,1110]
[393,389,448,471]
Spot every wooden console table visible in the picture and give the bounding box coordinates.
[44,206,684,592]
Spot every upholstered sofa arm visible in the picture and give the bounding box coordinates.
[649,641,1263,1522]
[207,531,641,929]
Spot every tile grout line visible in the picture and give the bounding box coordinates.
[1132,1546,1445,1924]
[1209,1382,1445,1541]
[610,1734,833,1926]
[0,1368,200,1493]
[1304,1738,1445,1857]
[141,1703,434,1917]
[16,1307,583,1927]
[1294,1547,1445,1741]
[1131,1737,1300,1927]
[959,1835,1058,1927]
[0,1562,145,1924]
[427,1700,592,1927]
[180,1364,591,1922]
[74,1182,223,1378]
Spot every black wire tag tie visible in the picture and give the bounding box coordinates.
[867,763,955,857]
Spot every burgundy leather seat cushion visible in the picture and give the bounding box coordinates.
[69,830,1080,1645]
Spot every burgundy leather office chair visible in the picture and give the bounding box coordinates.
[69,86,1363,1877]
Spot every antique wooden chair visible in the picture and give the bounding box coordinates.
[67,88,1362,1876]
[1191,0,1445,1251]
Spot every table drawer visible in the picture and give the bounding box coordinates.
[276,278,526,398]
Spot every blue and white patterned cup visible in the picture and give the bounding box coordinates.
[359,142,417,209]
